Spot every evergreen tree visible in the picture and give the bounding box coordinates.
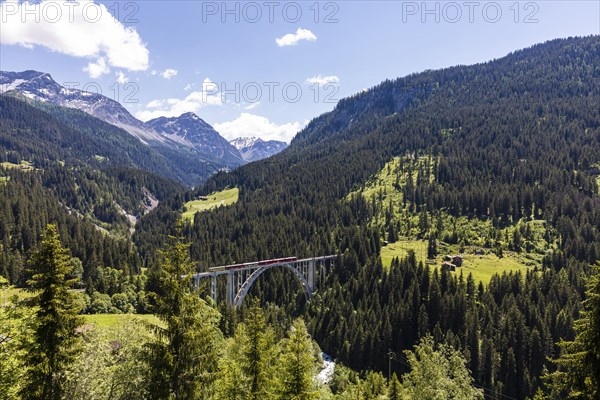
[242,300,277,400]
[278,319,318,400]
[19,224,83,400]
[387,223,397,243]
[548,265,600,399]
[388,373,401,400]
[427,234,437,259]
[145,222,221,400]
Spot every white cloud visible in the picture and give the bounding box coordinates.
[0,0,149,76]
[214,113,303,142]
[243,102,261,110]
[275,28,317,47]
[136,78,222,121]
[306,75,340,86]
[184,83,195,91]
[115,71,128,84]
[146,99,164,108]
[161,68,178,79]
[84,57,109,78]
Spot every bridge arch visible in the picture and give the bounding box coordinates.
[193,255,337,308]
[233,263,312,308]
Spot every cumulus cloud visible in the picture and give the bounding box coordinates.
[84,57,109,78]
[275,28,317,47]
[0,0,149,76]
[214,113,303,142]
[115,71,129,84]
[136,78,222,121]
[161,68,178,79]
[306,75,340,86]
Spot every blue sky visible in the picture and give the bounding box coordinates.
[1,0,599,142]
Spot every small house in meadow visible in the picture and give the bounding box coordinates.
[451,255,463,267]
[443,255,463,267]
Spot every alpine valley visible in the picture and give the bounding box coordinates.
[1,36,600,400]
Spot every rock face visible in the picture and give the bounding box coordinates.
[147,113,244,164]
[230,137,288,162]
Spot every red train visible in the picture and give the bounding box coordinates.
[218,256,298,271]
[257,256,297,266]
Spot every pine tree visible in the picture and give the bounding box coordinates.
[20,224,83,400]
[278,319,318,400]
[145,222,221,400]
[548,265,600,398]
[242,300,276,400]
[387,223,397,243]
[388,373,401,400]
[427,234,437,259]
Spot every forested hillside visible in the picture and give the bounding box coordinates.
[134,36,600,398]
[0,94,219,185]
[0,95,186,292]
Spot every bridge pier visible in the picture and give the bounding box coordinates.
[211,274,217,303]
[226,271,234,305]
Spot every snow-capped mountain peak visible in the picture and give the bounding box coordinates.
[230,137,262,150]
[229,137,287,162]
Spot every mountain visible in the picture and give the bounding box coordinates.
[134,36,600,400]
[0,71,245,182]
[0,70,167,144]
[230,137,287,162]
[147,113,244,165]
[0,92,225,185]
